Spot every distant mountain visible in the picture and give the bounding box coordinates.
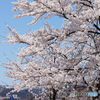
[0,85,42,99]
[0,85,26,99]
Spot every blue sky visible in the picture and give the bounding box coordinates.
[0,0,63,85]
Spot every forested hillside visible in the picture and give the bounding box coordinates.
[0,85,41,99]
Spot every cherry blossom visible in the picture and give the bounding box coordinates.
[2,0,100,100]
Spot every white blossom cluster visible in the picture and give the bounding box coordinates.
[2,0,100,100]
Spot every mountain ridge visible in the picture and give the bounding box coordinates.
[0,85,41,99]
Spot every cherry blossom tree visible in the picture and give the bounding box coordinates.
[2,0,100,100]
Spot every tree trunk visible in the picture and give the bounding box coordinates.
[53,88,57,100]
